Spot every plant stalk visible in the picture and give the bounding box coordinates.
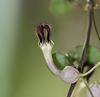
[92,8,100,42]
[81,77,94,97]
[78,1,93,73]
[67,1,93,97]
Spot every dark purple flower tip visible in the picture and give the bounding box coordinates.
[35,23,51,43]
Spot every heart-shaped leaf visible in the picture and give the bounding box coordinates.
[52,45,100,72]
[75,45,100,64]
[52,51,69,70]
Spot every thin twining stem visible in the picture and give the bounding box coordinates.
[92,8,100,42]
[81,61,100,77]
[67,1,93,97]
[78,1,93,73]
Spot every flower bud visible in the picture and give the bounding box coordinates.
[87,83,100,97]
[59,66,79,84]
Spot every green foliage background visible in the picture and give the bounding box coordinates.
[0,0,100,97]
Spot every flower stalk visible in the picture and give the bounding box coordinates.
[81,77,94,97]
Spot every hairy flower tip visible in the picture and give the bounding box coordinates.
[59,66,79,84]
[87,83,100,97]
[35,23,51,43]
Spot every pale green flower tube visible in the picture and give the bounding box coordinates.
[39,41,60,76]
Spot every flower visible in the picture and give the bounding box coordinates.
[87,83,100,97]
[35,24,60,76]
[35,23,79,84]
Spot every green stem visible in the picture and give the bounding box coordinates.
[81,61,100,77]
[92,8,100,42]
[81,77,94,97]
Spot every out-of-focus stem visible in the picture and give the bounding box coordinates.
[67,0,88,10]
[65,54,75,67]
[92,8,100,42]
[71,81,85,97]
[81,77,94,97]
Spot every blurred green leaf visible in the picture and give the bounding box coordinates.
[75,45,100,64]
[49,0,73,15]
[67,50,77,60]
[52,51,69,70]
[52,45,100,72]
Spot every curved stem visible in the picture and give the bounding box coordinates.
[92,8,100,42]
[67,0,82,8]
[81,77,94,97]
[67,0,88,10]
[81,61,100,77]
